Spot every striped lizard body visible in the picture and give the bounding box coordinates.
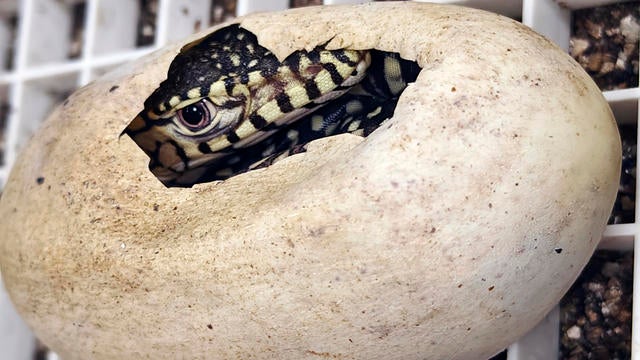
[125,24,420,187]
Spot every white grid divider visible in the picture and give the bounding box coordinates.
[0,1,638,359]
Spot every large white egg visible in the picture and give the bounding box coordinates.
[0,3,620,359]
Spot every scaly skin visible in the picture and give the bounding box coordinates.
[125,24,420,187]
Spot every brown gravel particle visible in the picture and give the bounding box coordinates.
[570,2,639,90]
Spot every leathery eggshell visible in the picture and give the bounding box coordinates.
[0,2,620,359]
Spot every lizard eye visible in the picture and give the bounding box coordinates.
[177,100,214,130]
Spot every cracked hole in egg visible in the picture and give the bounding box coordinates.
[123,24,422,187]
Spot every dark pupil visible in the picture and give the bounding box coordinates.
[182,104,205,126]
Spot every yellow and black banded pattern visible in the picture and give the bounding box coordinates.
[125,24,420,187]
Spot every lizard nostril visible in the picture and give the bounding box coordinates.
[304,64,324,76]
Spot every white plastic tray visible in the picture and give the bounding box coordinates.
[0,1,637,359]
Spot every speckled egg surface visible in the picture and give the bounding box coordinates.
[0,2,620,359]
